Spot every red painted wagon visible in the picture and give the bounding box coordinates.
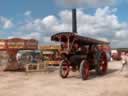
[51,32,109,80]
[0,38,38,71]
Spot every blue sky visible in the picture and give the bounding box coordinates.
[0,0,128,47]
[0,0,128,21]
[0,0,61,18]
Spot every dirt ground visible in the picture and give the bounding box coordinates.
[0,61,128,96]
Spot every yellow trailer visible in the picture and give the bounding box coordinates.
[39,45,61,66]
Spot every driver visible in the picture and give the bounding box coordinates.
[72,43,81,54]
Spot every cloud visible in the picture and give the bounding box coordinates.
[11,6,128,48]
[0,16,13,29]
[24,11,32,16]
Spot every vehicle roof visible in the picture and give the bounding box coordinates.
[51,32,109,45]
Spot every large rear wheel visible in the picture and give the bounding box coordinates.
[80,60,90,80]
[59,60,70,78]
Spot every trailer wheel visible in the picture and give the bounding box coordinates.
[80,60,89,80]
[59,60,70,78]
[96,52,108,75]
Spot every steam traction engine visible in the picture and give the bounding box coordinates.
[51,32,109,80]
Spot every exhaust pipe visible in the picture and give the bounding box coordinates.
[72,9,77,33]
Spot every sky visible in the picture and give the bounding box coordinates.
[0,0,128,48]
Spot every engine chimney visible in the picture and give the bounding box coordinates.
[72,9,77,33]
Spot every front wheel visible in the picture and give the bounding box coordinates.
[59,60,70,78]
[80,60,90,80]
[96,52,108,75]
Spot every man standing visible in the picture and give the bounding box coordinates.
[121,52,128,71]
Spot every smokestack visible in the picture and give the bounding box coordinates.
[72,9,77,33]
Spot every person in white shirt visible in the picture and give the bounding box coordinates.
[121,52,128,71]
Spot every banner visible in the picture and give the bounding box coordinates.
[7,41,24,48]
